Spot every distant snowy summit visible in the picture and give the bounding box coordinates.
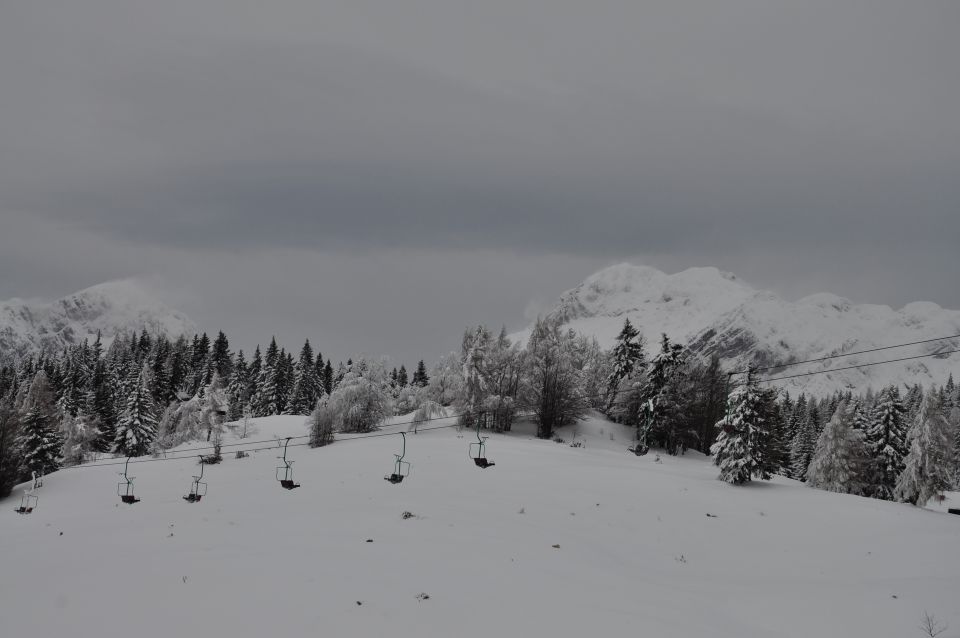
[513,263,960,395]
[0,280,196,360]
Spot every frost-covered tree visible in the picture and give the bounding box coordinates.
[711,373,773,485]
[806,400,871,495]
[895,391,955,506]
[458,326,492,428]
[327,358,393,433]
[866,386,908,500]
[17,371,64,476]
[427,352,461,406]
[114,364,157,457]
[308,398,335,447]
[61,411,102,466]
[522,318,587,439]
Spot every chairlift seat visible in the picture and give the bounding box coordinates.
[385,474,404,484]
[15,506,33,514]
[474,457,495,468]
[280,479,300,490]
[120,495,140,504]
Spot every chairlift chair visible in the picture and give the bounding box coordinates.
[276,438,300,490]
[385,432,411,484]
[183,456,208,503]
[14,493,38,514]
[118,457,140,504]
[469,424,495,468]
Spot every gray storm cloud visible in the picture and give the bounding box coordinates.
[1,1,958,362]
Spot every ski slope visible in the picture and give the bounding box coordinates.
[2,414,958,638]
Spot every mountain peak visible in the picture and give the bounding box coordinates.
[0,279,196,360]
[515,262,960,394]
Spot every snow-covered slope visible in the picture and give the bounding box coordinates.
[513,263,960,395]
[1,413,957,638]
[0,280,196,359]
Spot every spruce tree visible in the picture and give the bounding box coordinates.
[711,373,771,484]
[895,391,955,506]
[866,386,908,500]
[114,365,157,457]
[287,340,320,416]
[227,350,249,421]
[806,401,870,495]
[639,334,686,453]
[413,360,430,387]
[16,371,64,477]
[397,365,409,388]
[789,403,817,481]
[605,318,646,412]
[211,331,232,379]
[0,400,20,497]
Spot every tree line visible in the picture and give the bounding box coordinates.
[1,318,958,509]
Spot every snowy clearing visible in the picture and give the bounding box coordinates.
[2,413,958,638]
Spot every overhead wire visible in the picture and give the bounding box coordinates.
[729,333,960,375]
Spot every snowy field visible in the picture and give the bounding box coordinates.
[2,413,958,638]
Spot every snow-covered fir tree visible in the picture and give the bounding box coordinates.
[286,340,321,416]
[866,386,908,500]
[16,371,64,476]
[806,400,871,495]
[711,373,773,485]
[895,391,955,506]
[114,364,157,457]
[638,334,686,453]
[789,403,818,481]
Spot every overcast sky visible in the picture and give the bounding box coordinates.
[1,1,958,365]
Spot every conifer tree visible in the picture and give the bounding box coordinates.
[287,340,321,416]
[227,350,250,421]
[0,400,20,497]
[605,318,646,413]
[806,401,871,495]
[895,391,955,506]
[711,373,771,484]
[397,365,409,388]
[16,371,64,476]
[413,360,430,387]
[323,359,334,395]
[114,364,157,457]
[866,386,908,500]
[639,334,686,453]
[211,331,232,379]
[790,402,817,481]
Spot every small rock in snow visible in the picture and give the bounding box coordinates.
[552,544,561,549]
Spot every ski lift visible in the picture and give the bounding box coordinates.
[469,423,495,468]
[15,493,38,514]
[118,457,140,504]
[384,432,411,484]
[276,438,300,490]
[183,456,208,503]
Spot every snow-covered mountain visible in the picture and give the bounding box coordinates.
[513,263,960,395]
[0,280,196,360]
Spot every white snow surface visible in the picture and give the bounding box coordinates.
[0,279,196,359]
[2,412,958,638]
[512,263,960,395]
